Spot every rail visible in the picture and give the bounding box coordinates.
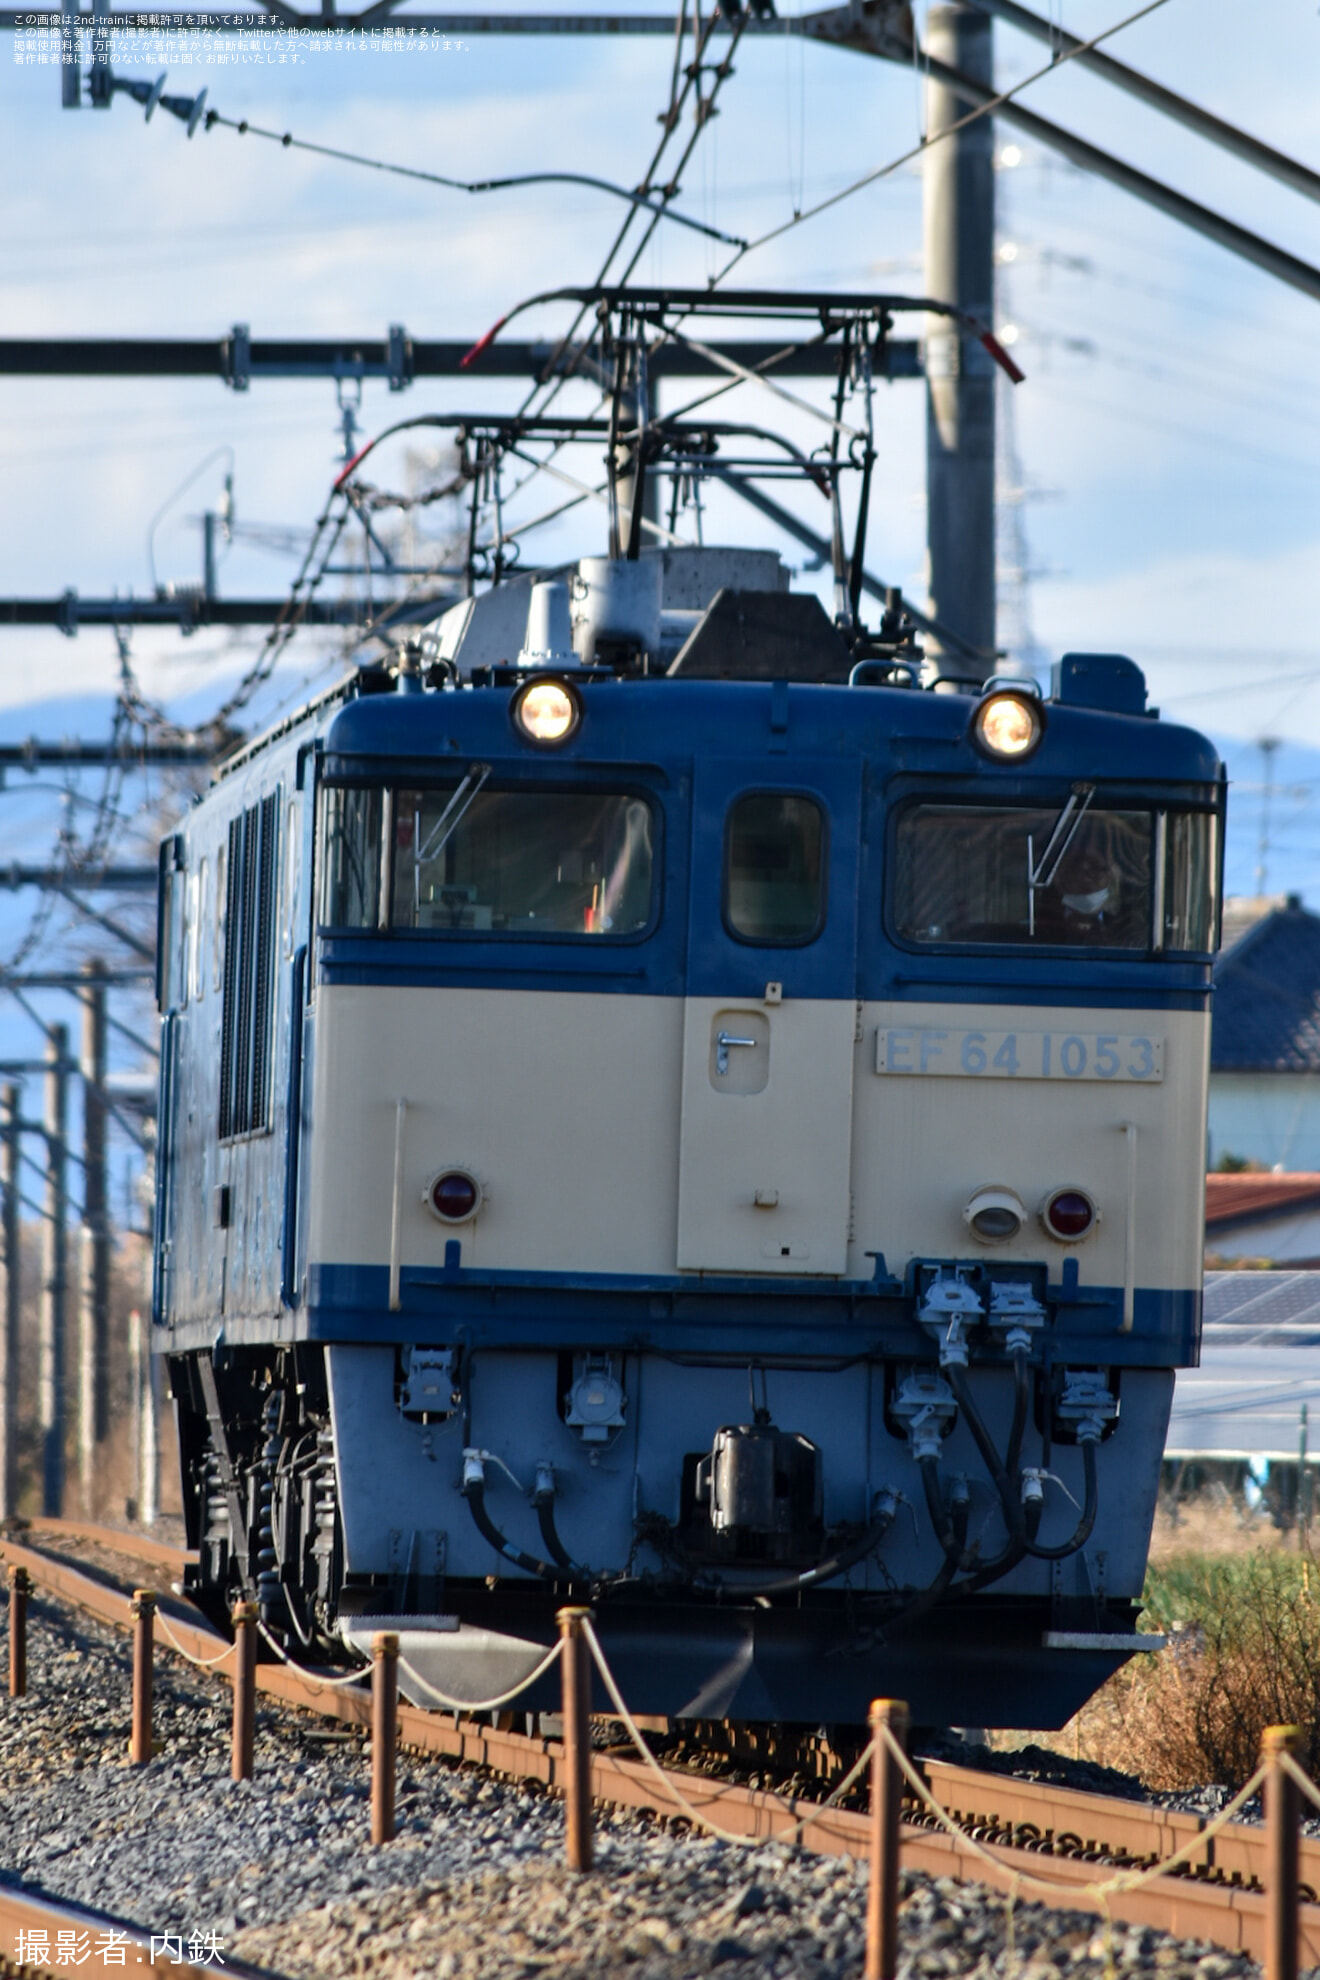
[0,1881,276,1979]
[3,1522,1319,1974]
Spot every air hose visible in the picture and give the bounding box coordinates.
[711,1494,900,1600]
[1024,1438,1099,1561]
[461,1454,559,1581]
[946,1362,1026,1555]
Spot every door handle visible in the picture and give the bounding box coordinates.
[715,1031,759,1076]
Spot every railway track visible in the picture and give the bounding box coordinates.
[2,1518,1317,1969]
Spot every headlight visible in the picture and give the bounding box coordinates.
[963,1185,1027,1244]
[512,677,581,746]
[973,692,1043,761]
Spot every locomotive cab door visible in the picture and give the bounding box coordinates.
[676,757,861,1276]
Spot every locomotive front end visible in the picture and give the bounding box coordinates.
[150,641,1221,1729]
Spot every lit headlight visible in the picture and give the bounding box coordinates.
[973,692,1043,761]
[512,677,581,746]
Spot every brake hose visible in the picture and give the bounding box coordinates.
[461,1470,559,1581]
[946,1363,1026,1553]
[535,1492,585,1577]
[1006,1351,1031,1474]
[711,1496,901,1600]
[1024,1439,1099,1561]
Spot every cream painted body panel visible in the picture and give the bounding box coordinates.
[307,984,685,1275]
[675,996,856,1274]
[307,987,1207,1290]
[849,1001,1210,1290]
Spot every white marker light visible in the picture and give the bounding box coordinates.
[513,678,580,746]
[973,692,1043,761]
[963,1185,1027,1245]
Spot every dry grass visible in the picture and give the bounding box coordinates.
[1147,1491,1290,1563]
[1062,1549,1320,1789]
[994,1496,1319,1790]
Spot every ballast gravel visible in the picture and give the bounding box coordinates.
[0,1587,1268,1980]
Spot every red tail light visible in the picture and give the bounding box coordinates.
[1041,1188,1096,1242]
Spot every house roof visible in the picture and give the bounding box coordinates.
[1205,1172,1320,1230]
[1218,894,1291,957]
[1212,897,1320,1073]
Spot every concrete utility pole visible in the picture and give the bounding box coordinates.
[40,1025,68,1517]
[0,1085,19,1521]
[79,965,110,1516]
[923,2,996,681]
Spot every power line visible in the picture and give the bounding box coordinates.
[968,0,1320,209]
[709,0,1173,277]
[0,594,453,633]
[200,111,749,251]
[1024,377,1320,481]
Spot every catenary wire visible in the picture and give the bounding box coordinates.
[200,111,749,252]
[704,0,1171,283]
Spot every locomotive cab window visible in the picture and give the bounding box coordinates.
[724,793,826,944]
[893,801,1217,953]
[319,781,654,937]
[1159,810,1218,953]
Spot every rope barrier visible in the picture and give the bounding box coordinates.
[878,1724,1272,1905]
[154,1610,236,1672]
[580,1616,877,1847]
[22,1536,1319,1950]
[257,1621,371,1692]
[395,1641,564,1715]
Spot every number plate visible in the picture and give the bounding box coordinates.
[874,1027,1163,1083]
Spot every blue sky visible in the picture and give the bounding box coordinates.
[1,0,1318,1104]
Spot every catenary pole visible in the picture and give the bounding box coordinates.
[924,3,996,680]
[40,1025,69,1516]
[79,964,110,1515]
[0,1085,19,1521]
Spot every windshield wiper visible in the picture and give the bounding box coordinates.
[1026,783,1095,938]
[416,762,492,865]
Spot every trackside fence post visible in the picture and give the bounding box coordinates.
[865,1698,909,1980]
[1263,1724,1302,1980]
[557,1606,594,1872]
[232,1601,257,1782]
[129,1589,155,1765]
[7,1564,29,1698]
[371,1631,398,1845]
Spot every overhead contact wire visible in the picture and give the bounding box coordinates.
[706,0,1172,284]
[202,111,747,251]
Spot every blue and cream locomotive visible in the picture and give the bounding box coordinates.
[154,294,1222,1728]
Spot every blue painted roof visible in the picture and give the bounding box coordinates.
[324,677,1222,786]
[1212,900,1320,1072]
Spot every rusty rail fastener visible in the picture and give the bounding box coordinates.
[129,1589,156,1766]
[7,1565,30,1700]
[865,1697,909,1980]
[557,1606,594,1873]
[1263,1723,1303,1980]
[231,1601,258,1783]
[371,1632,399,1846]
